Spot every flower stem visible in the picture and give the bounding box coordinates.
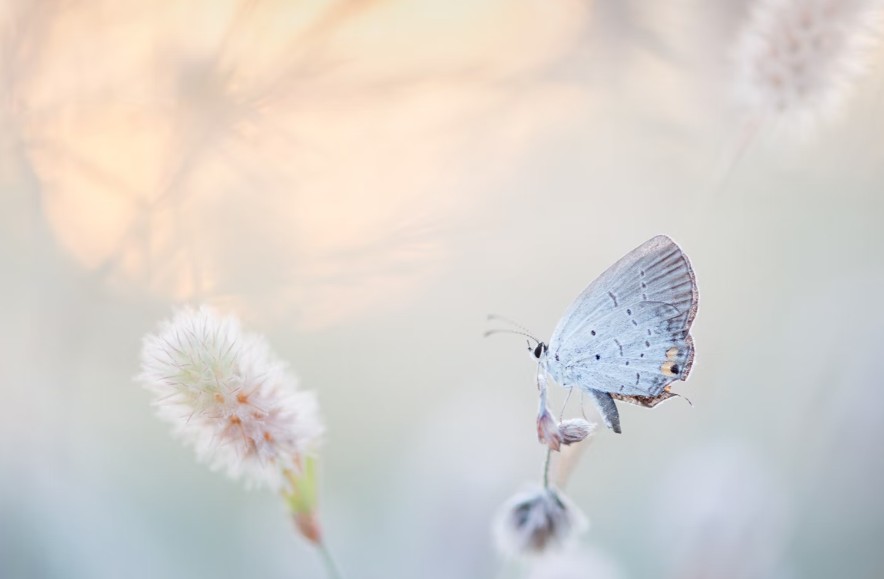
[542,447,552,489]
[316,540,345,579]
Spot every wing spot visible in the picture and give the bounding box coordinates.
[640,270,645,277]
[626,308,632,315]
[635,372,641,385]
[625,360,630,366]
[647,328,652,336]
[631,319,638,326]
[645,340,651,348]
[608,291,618,307]
[640,353,645,358]
[591,330,596,336]
[595,354,601,360]
[661,361,679,376]
[614,339,624,356]
[641,281,647,288]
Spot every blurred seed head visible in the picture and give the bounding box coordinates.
[557,418,595,445]
[732,0,883,132]
[493,486,588,558]
[137,305,323,491]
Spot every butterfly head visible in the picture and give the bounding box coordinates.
[531,341,548,360]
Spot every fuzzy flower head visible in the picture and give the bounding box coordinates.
[557,418,595,446]
[493,486,588,558]
[733,0,883,131]
[137,305,323,491]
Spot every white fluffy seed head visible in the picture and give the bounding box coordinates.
[733,0,883,131]
[493,486,588,558]
[137,305,323,491]
[558,418,596,445]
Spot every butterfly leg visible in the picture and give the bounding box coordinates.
[587,390,621,434]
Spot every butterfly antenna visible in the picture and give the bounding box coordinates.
[483,328,539,345]
[486,314,536,335]
[485,314,540,344]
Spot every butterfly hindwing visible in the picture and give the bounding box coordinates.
[556,301,693,396]
[545,236,697,403]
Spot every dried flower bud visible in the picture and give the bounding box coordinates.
[493,486,588,557]
[558,418,595,445]
[537,406,561,451]
[293,511,323,545]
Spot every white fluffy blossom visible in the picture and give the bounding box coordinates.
[557,419,595,446]
[733,0,883,130]
[137,305,323,491]
[493,486,588,557]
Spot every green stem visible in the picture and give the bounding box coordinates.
[542,447,552,489]
[316,540,345,579]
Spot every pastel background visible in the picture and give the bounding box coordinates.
[2,1,883,578]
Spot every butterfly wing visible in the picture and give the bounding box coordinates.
[547,235,698,399]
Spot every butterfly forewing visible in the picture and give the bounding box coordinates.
[547,235,698,398]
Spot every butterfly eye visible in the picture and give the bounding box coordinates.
[533,343,545,359]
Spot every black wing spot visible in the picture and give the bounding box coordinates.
[635,372,640,385]
[608,291,618,307]
[640,269,646,277]
[555,353,560,361]
[642,293,647,300]
[645,340,651,348]
[625,360,630,366]
[641,281,647,288]
[647,328,652,336]
[672,364,680,374]
[619,384,625,392]
[626,308,632,315]
[595,354,601,360]
[631,319,638,326]
[640,353,645,358]
[591,330,596,336]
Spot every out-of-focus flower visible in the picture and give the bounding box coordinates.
[493,486,588,557]
[557,418,595,446]
[137,305,323,491]
[732,0,883,131]
[526,548,624,579]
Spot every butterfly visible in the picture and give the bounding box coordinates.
[531,235,698,434]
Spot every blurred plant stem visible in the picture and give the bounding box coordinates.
[542,447,552,489]
[283,457,346,579]
[316,541,344,579]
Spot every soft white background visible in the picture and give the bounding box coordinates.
[2,1,883,578]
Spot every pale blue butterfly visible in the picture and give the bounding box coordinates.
[530,235,698,434]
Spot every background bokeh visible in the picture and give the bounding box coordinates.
[2,1,884,578]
